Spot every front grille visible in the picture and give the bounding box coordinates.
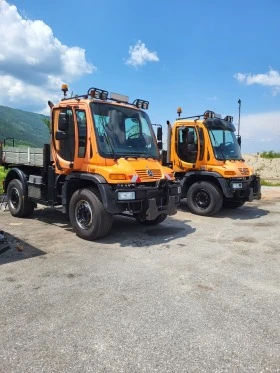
[238,167,250,175]
[135,169,162,181]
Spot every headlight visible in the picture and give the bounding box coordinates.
[117,191,136,200]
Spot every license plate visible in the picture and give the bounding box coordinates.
[232,182,243,189]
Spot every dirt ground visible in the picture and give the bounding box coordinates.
[243,154,280,181]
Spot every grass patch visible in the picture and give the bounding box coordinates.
[260,151,280,159]
[261,179,280,187]
[0,166,7,194]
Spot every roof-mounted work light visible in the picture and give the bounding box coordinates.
[133,99,149,110]
[204,110,222,119]
[142,101,149,110]
[101,91,108,100]
[204,110,214,119]
[224,115,233,123]
[87,87,108,100]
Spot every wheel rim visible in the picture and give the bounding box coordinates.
[193,188,211,209]
[10,187,20,210]
[75,200,93,230]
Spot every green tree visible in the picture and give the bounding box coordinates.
[42,117,51,132]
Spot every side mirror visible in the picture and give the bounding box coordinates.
[55,130,68,141]
[237,135,241,148]
[157,141,163,150]
[58,112,69,131]
[157,126,162,142]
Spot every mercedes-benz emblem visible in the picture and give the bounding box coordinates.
[146,169,154,177]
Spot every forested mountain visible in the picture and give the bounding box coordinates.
[0,105,50,147]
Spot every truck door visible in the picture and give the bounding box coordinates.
[73,109,88,170]
[53,107,76,171]
[176,127,198,165]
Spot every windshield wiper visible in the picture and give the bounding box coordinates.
[143,153,158,160]
[124,152,158,160]
[123,154,139,159]
[230,156,244,161]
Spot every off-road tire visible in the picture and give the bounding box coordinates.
[69,188,113,240]
[187,181,222,216]
[7,179,35,217]
[134,213,167,226]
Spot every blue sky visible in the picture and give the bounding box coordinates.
[0,0,280,153]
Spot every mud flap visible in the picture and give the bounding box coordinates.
[256,178,262,200]
[166,196,177,216]
[248,188,254,202]
[252,176,262,200]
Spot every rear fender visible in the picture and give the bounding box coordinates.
[4,168,28,195]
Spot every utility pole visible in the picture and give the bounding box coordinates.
[237,99,241,147]
[238,99,241,137]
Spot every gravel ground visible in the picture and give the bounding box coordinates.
[0,187,280,373]
[243,154,280,181]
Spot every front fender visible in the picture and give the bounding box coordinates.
[62,173,120,213]
[180,171,233,198]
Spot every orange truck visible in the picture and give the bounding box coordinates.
[0,85,181,240]
[165,109,261,216]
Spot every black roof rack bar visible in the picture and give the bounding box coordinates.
[176,114,204,120]
[61,94,88,101]
[61,94,144,108]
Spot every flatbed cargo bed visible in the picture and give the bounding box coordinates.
[1,147,44,167]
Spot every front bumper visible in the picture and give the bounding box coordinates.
[104,179,181,220]
[221,175,261,202]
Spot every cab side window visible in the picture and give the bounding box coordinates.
[76,110,87,158]
[54,108,75,162]
[197,127,204,161]
[177,127,198,163]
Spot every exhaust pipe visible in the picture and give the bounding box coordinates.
[166,120,172,164]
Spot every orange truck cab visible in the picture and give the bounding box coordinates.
[1,85,181,240]
[165,109,261,216]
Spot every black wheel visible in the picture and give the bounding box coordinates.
[69,188,113,240]
[7,179,35,217]
[223,200,246,209]
[187,181,222,216]
[134,213,167,226]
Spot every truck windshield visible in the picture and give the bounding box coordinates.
[208,129,242,160]
[90,103,159,159]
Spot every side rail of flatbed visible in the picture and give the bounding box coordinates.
[0,146,44,167]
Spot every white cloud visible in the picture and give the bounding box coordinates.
[0,74,61,115]
[0,0,95,113]
[272,87,280,96]
[234,69,280,94]
[125,40,159,67]
[238,111,280,153]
